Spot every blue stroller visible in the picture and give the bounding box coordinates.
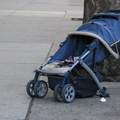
[26,10,120,103]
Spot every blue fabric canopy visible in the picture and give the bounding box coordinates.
[77,18,120,46]
[69,10,120,59]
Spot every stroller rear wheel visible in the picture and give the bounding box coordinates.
[62,84,75,103]
[26,80,36,97]
[54,83,63,102]
[34,80,48,98]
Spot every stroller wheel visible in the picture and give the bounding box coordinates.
[26,80,36,97]
[34,80,48,98]
[62,84,75,103]
[54,83,63,102]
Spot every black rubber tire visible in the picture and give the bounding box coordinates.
[26,80,36,97]
[54,83,63,102]
[62,84,75,103]
[34,80,48,98]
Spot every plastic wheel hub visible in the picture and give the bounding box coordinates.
[62,84,75,103]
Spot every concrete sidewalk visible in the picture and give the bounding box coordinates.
[0,0,83,120]
[27,83,120,120]
[0,0,120,120]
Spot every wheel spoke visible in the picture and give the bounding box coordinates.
[65,92,68,98]
[38,83,45,96]
[70,87,73,92]
[70,92,75,96]
[31,90,34,95]
[67,95,71,101]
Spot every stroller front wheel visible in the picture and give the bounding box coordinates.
[54,83,63,102]
[26,80,36,98]
[34,80,48,98]
[62,84,75,103]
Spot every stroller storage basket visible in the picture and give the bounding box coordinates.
[75,77,99,98]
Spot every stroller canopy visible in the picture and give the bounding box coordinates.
[69,10,120,59]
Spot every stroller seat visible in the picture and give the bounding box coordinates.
[37,62,70,74]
